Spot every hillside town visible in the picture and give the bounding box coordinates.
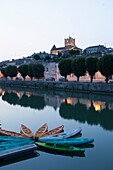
[0,36,113,81]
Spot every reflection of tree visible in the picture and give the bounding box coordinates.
[2,92,46,110]
[99,105,113,131]
[1,88,113,131]
[59,99,113,131]
[59,103,75,120]
[19,94,29,107]
[60,101,87,124]
[87,101,99,126]
[27,96,45,110]
[74,102,87,124]
[2,92,19,105]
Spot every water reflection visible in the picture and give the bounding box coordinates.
[38,147,85,157]
[2,92,46,110]
[37,142,94,158]
[59,100,113,130]
[0,151,39,167]
[0,87,113,131]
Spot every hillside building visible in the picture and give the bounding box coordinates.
[50,36,82,55]
[84,45,108,56]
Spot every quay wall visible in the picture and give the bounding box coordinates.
[0,79,113,95]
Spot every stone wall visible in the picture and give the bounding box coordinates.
[0,79,113,95]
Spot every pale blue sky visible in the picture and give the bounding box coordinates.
[0,0,113,61]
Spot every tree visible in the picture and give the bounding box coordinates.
[69,50,80,56]
[1,67,8,78]
[62,53,69,59]
[72,57,86,82]
[6,65,18,79]
[33,64,44,80]
[58,52,62,58]
[33,54,40,60]
[86,57,98,82]
[18,64,28,80]
[58,58,72,79]
[28,64,34,80]
[44,55,51,61]
[98,54,113,83]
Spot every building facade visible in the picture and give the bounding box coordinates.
[50,36,82,55]
[84,45,107,55]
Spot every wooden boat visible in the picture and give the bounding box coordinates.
[35,123,48,138]
[39,127,82,140]
[0,129,27,138]
[40,125,64,138]
[38,137,94,146]
[35,142,85,152]
[20,124,34,138]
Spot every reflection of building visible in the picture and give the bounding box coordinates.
[108,103,113,110]
[79,98,91,109]
[62,98,78,105]
[44,95,61,110]
[50,36,82,55]
[0,89,5,96]
[16,92,24,99]
[2,88,113,115]
[93,101,106,112]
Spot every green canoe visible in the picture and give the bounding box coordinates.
[35,142,85,152]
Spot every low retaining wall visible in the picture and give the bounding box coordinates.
[0,79,113,95]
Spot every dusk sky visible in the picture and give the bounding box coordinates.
[0,0,113,61]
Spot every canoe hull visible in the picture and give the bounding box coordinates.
[0,144,37,159]
[20,124,34,138]
[38,138,94,146]
[39,127,82,140]
[0,129,27,138]
[40,125,64,138]
[35,123,48,138]
[35,142,85,152]
[0,137,34,153]
[0,136,31,141]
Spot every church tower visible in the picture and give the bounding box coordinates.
[64,36,75,47]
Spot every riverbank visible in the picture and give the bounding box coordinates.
[0,79,113,95]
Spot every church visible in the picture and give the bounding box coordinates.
[50,36,82,55]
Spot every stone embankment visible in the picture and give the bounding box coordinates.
[0,79,113,95]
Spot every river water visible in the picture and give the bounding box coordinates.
[0,86,113,170]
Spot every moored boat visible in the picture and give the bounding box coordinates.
[0,129,27,138]
[0,144,37,160]
[0,135,33,142]
[0,137,34,148]
[20,124,34,138]
[35,142,85,152]
[38,137,94,146]
[40,125,64,138]
[39,127,82,140]
[35,123,48,139]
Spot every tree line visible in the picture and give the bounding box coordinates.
[1,54,113,83]
[58,54,113,83]
[1,63,44,80]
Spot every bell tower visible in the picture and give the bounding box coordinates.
[65,36,75,47]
